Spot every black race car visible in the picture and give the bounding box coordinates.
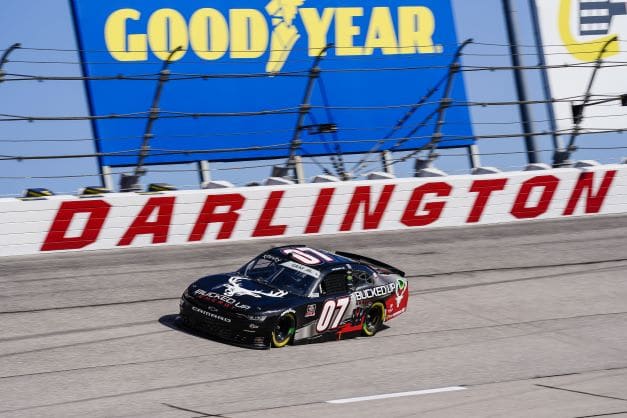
[179,245,408,348]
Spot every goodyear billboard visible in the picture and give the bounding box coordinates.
[70,0,475,167]
[534,0,627,132]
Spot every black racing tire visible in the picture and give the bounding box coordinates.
[362,302,386,336]
[271,312,296,348]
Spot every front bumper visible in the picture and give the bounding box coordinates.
[179,296,271,348]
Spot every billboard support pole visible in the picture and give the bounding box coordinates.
[381,151,394,175]
[293,156,305,183]
[287,44,333,184]
[68,1,108,189]
[197,160,211,186]
[467,144,481,169]
[502,0,539,164]
[528,0,564,155]
[101,166,113,190]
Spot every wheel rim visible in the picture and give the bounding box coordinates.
[272,314,295,347]
[363,303,385,336]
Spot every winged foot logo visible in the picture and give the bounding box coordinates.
[266,0,304,73]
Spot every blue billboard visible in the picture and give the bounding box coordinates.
[69,0,474,167]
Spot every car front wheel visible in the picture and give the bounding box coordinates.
[271,312,296,348]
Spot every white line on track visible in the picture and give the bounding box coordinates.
[326,386,467,404]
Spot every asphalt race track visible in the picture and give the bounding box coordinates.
[1,215,627,418]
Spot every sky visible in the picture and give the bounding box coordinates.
[0,0,625,197]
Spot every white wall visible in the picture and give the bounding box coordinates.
[1,164,625,257]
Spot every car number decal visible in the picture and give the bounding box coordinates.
[282,247,334,265]
[316,297,350,332]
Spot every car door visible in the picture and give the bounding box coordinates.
[313,271,352,334]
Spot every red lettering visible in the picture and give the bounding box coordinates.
[511,175,559,219]
[340,185,395,231]
[563,170,616,216]
[189,193,245,241]
[305,188,335,234]
[253,191,288,237]
[41,200,110,251]
[117,197,175,246]
[401,182,452,227]
[467,178,508,223]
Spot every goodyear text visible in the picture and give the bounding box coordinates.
[104,5,441,72]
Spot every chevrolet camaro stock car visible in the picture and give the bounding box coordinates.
[179,245,409,348]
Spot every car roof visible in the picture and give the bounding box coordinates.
[265,245,355,269]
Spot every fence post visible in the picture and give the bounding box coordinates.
[553,36,618,167]
[502,0,539,164]
[287,44,333,184]
[0,43,21,81]
[120,46,183,191]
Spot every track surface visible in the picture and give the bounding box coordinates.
[1,215,627,417]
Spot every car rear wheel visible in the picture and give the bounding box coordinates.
[362,302,385,336]
[271,312,296,348]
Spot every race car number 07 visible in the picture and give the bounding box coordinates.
[282,248,333,265]
[316,297,350,332]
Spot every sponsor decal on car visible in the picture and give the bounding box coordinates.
[192,306,232,323]
[351,307,364,325]
[262,254,283,263]
[222,276,288,298]
[193,288,251,310]
[354,282,396,301]
[281,261,321,278]
[316,297,350,332]
[394,278,407,307]
[281,247,334,265]
[305,303,317,318]
[386,278,409,320]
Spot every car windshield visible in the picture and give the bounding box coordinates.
[243,257,318,297]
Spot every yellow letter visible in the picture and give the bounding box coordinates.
[190,8,229,60]
[299,8,335,56]
[104,9,147,61]
[364,7,398,55]
[335,8,364,56]
[147,8,188,61]
[398,6,435,54]
[229,9,268,59]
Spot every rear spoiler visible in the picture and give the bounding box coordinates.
[335,251,406,277]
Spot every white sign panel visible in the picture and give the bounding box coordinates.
[534,0,627,131]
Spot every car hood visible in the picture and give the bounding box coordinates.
[190,273,303,312]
